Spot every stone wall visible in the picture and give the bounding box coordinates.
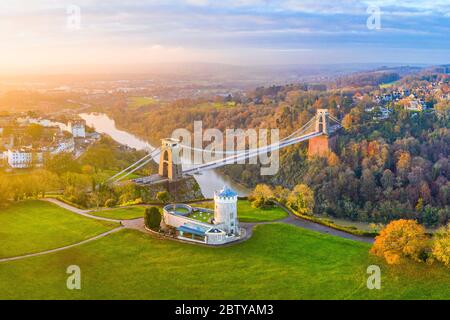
[308,135,336,158]
[138,176,204,202]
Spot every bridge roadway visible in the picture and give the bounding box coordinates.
[125,114,341,185]
[182,130,323,174]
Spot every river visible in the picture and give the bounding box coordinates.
[79,113,251,198]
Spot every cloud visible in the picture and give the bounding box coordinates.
[0,0,449,71]
[185,0,209,6]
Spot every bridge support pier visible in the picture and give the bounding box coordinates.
[308,109,335,158]
[308,135,336,158]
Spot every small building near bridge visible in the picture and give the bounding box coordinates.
[162,186,242,245]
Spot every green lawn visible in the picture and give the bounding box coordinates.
[189,211,213,223]
[192,200,288,223]
[101,169,143,180]
[237,201,288,222]
[90,206,147,220]
[0,224,448,299]
[128,96,156,109]
[380,81,398,88]
[0,201,119,259]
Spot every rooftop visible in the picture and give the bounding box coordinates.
[215,186,238,198]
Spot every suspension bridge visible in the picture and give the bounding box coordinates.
[107,109,342,186]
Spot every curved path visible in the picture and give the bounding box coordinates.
[1,198,373,263]
[42,198,121,223]
[0,227,124,263]
[274,202,374,243]
[0,199,125,263]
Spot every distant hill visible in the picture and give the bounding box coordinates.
[331,65,424,88]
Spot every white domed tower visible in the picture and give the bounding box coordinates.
[214,186,239,235]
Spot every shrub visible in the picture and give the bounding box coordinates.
[145,206,162,231]
[156,191,170,204]
[104,198,116,208]
[287,184,315,215]
[370,219,429,264]
[431,224,450,267]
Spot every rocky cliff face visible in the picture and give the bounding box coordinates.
[138,176,204,203]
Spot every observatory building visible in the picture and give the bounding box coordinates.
[162,186,242,245]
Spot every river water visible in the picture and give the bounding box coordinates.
[79,113,251,198]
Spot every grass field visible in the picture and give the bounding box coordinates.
[91,206,147,220]
[237,201,288,222]
[90,200,287,222]
[190,211,213,223]
[128,97,157,109]
[196,200,288,222]
[0,201,119,259]
[380,81,399,88]
[0,224,448,299]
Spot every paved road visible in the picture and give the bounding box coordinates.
[43,198,121,223]
[281,214,374,243]
[275,202,374,244]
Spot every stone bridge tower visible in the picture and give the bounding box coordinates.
[159,138,183,181]
[308,109,336,158]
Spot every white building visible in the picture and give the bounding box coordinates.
[7,149,33,168]
[214,186,239,235]
[162,186,241,245]
[405,100,426,112]
[68,120,86,138]
[7,149,44,168]
[7,149,32,168]
[51,139,75,155]
[365,106,391,120]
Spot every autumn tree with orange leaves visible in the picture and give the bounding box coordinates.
[371,219,429,265]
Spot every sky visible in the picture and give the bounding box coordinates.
[0,0,449,74]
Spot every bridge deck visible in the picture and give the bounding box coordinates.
[133,174,169,185]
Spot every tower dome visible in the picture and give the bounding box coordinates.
[215,186,238,199]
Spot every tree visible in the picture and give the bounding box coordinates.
[360,169,377,202]
[327,152,340,167]
[287,184,315,215]
[421,205,440,227]
[342,114,354,131]
[145,207,162,231]
[396,152,411,180]
[435,100,449,118]
[431,224,450,267]
[156,191,170,204]
[45,153,80,175]
[381,169,394,190]
[342,107,362,131]
[104,198,116,208]
[249,184,274,208]
[272,186,290,204]
[32,169,60,197]
[371,219,429,264]
[79,140,117,171]
[0,174,12,204]
[25,123,44,141]
[116,183,139,205]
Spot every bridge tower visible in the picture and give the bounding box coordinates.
[308,109,336,158]
[315,109,330,135]
[159,138,183,181]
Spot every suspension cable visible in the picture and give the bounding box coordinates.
[109,148,161,183]
[179,117,316,155]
